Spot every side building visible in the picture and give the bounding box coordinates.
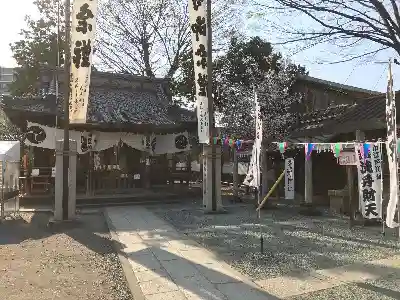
[0,67,15,96]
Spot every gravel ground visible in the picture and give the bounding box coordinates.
[287,272,400,300]
[0,212,133,300]
[149,200,400,281]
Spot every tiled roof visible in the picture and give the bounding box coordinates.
[1,86,196,127]
[297,75,382,96]
[290,105,350,138]
[290,91,400,138]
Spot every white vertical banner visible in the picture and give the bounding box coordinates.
[355,143,382,219]
[385,61,398,228]
[285,158,295,200]
[254,91,262,189]
[188,0,210,144]
[69,0,98,123]
[243,146,255,186]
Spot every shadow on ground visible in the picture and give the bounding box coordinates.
[0,211,125,256]
[148,202,400,281]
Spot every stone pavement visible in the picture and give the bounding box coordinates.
[105,206,279,300]
[105,206,400,300]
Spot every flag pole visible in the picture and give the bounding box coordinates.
[62,0,71,220]
[206,0,216,211]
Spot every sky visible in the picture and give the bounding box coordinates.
[0,0,398,93]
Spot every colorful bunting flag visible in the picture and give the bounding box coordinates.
[305,143,315,160]
[279,142,287,154]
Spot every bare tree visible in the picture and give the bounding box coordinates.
[254,0,400,62]
[219,60,301,141]
[97,0,246,78]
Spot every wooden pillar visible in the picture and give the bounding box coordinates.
[167,153,173,185]
[356,130,365,141]
[233,147,239,201]
[186,152,192,185]
[304,138,313,205]
[27,146,33,196]
[199,144,203,183]
[347,165,355,227]
[142,151,151,189]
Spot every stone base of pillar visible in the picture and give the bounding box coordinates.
[48,216,82,230]
[299,203,322,216]
[202,145,225,213]
[54,139,77,221]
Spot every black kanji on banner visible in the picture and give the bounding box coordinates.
[361,159,373,174]
[76,3,94,34]
[192,0,205,10]
[362,188,376,203]
[197,74,207,97]
[195,44,207,69]
[191,17,206,42]
[361,173,373,188]
[73,40,92,68]
[365,202,378,217]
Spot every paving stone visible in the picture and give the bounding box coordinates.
[139,277,179,295]
[169,239,203,251]
[151,247,182,261]
[135,268,170,283]
[145,290,187,300]
[117,232,144,244]
[180,249,218,265]
[128,253,162,272]
[175,275,227,300]
[162,259,201,279]
[123,242,151,256]
[196,263,241,284]
[217,282,279,300]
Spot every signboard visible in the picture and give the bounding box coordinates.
[284,158,294,200]
[338,151,357,166]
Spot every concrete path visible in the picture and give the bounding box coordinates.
[105,206,400,299]
[105,206,279,300]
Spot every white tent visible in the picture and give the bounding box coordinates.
[0,141,20,219]
[0,141,20,162]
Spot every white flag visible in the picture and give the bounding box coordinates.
[69,0,98,123]
[385,61,399,228]
[254,91,262,189]
[188,0,210,143]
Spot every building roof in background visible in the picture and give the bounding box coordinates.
[297,75,382,96]
[289,91,400,139]
[289,104,350,140]
[1,71,196,131]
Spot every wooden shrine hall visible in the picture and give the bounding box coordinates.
[287,91,400,215]
[1,70,198,201]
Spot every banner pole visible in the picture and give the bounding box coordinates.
[62,0,71,220]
